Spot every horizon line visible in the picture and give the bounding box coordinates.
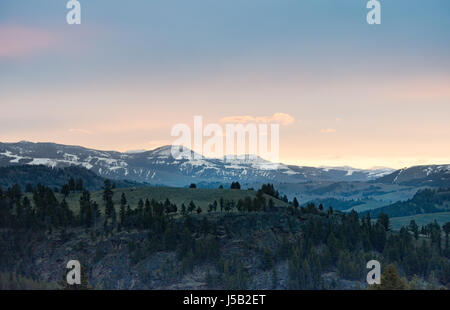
[3,139,450,171]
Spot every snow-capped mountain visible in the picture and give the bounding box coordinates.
[375,164,450,187]
[0,141,394,187]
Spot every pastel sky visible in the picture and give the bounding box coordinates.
[1,0,450,169]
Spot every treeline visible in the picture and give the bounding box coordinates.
[305,197,363,211]
[0,181,294,231]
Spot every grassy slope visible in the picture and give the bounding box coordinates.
[57,186,290,213]
[389,212,450,230]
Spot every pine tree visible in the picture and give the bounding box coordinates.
[68,178,76,191]
[120,193,127,225]
[377,213,390,231]
[443,222,450,254]
[145,198,151,213]
[75,178,83,191]
[188,201,196,214]
[409,220,419,240]
[103,180,115,228]
[61,184,70,197]
[102,180,113,203]
[370,264,407,290]
[138,199,144,215]
[91,201,100,230]
[79,190,91,227]
[230,182,241,190]
[268,198,275,210]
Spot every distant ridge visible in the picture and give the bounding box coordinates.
[0,141,395,187]
[375,165,450,187]
[0,165,138,191]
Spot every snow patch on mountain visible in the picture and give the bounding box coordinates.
[0,151,28,163]
[0,141,403,186]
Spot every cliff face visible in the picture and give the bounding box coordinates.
[2,208,446,290]
[0,211,306,290]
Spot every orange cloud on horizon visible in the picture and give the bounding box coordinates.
[320,128,337,134]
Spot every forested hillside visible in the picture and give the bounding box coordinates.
[363,188,450,218]
[0,181,449,289]
[0,165,138,191]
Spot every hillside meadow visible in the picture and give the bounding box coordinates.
[25,186,290,214]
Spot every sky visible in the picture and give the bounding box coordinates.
[1,0,450,169]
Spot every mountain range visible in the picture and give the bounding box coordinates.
[375,165,450,187]
[0,141,395,187]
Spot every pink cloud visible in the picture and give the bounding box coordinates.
[320,128,337,134]
[0,26,58,58]
[220,113,295,126]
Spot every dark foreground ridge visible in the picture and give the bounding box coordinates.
[0,181,449,290]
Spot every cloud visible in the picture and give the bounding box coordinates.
[220,113,294,126]
[68,128,93,135]
[320,128,337,134]
[0,26,58,58]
